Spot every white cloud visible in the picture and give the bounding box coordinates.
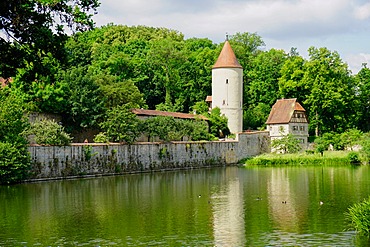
[345,53,370,74]
[93,0,370,74]
[354,2,370,20]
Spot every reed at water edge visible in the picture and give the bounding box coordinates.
[241,151,362,166]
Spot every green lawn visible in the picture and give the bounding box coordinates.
[242,151,360,166]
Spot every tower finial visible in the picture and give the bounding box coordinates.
[226,32,229,41]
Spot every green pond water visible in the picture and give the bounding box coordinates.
[0,166,370,246]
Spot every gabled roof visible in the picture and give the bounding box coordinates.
[212,40,242,69]
[265,98,306,124]
[132,109,208,120]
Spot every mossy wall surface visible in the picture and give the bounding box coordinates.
[28,131,269,180]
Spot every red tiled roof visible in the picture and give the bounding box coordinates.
[212,41,242,69]
[265,98,306,124]
[205,96,212,102]
[132,109,208,120]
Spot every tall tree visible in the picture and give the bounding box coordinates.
[303,47,354,135]
[147,38,185,111]
[354,65,370,132]
[244,49,287,129]
[178,38,216,112]
[230,32,265,71]
[278,51,307,103]
[0,0,100,78]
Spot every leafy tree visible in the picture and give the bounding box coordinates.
[58,66,105,129]
[140,115,213,142]
[140,116,180,142]
[191,101,209,115]
[0,89,30,184]
[303,47,354,136]
[0,89,30,144]
[354,65,370,132]
[315,132,343,151]
[243,103,271,130]
[278,52,307,103]
[271,134,302,154]
[230,32,265,76]
[0,0,100,78]
[26,119,72,146]
[244,49,287,129]
[314,136,328,156]
[360,133,370,163]
[208,107,230,138]
[246,48,287,107]
[177,38,216,112]
[146,38,185,111]
[189,119,214,141]
[340,129,362,151]
[98,77,146,109]
[99,104,140,144]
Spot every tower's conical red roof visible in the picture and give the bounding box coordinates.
[212,40,242,69]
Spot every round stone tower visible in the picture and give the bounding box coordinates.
[212,39,243,133]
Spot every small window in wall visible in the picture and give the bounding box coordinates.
[300,126,305,131]
[293,126,298,131]
[226,79,229,84]
[222,100,225,105]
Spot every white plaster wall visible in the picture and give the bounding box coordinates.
[267,123,309,149]
[268,124,290,137]
[212,67,243,133]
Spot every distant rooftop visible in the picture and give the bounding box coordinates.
[265,98,306,124]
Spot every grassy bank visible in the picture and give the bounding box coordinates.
[242,151,360,166]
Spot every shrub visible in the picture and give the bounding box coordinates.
[208,107,230,138]
[0,142,30,184]
[361,135,370,163]
[347,152,361,165]
[0,89,31,184]
[99,104,140,144]
[26,119,72,146]
[346,197,370,236]
[94,132,109,143]
[271,134,301,154]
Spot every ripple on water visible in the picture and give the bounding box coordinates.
[254,230,359,246]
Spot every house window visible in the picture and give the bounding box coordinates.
[293,126,298,131]
[226,79,229,84]
[222,100,225,105]
[300,126,305,131]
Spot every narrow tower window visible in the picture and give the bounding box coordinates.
[226,79,229,84]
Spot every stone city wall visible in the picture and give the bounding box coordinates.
[28,131,269,180]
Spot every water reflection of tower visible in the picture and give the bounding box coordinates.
[211,169,245,246]
[267,168,309,232]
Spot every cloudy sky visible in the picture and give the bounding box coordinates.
[93,0,370,74]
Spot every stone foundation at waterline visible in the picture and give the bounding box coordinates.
[28,131,269,180]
